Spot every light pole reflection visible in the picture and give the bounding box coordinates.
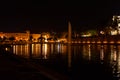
[100,46,104,61]
[88,45,91,60]
[44,44,47,59]
[41,44,48,59]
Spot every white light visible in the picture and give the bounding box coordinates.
[1,36,3,38]
[5,48,8,51]
[111,30,117,35]
[81,34,91,37]
[118,23,120,27]
[100,31,104,34]
[45,39,48,42]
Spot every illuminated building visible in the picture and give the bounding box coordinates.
[0,31,40,42]
[99,16,120,35]
[111,15,120,35]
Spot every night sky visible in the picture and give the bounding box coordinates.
[0,1,118,33]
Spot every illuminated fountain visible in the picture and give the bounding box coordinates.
[68,21,72,69]
[68,21,72,43]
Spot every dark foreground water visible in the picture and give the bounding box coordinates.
[7,43,120,80]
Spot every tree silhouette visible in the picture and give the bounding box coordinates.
[9,36,15,41]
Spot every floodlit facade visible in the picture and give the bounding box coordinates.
[111,15,120,35]
[100,15,120,35]
[0,31,41,42]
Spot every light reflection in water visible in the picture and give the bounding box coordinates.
[11,44,120,79]
[116,46,120,77]
[62,44,67,54]
[13,45,15,54]
[51,44,54,53]
[57,44,60,53]
[88,45,91,60]
[82,45,91,60]
[100,46,104,61]
[32,44,41,58]
[25,44,28,57]
[117,53,120,76]
[113,50,117,61]
[42,44,47,59]
[12,43,67,59]
[13,45,29,58]
[32,44,34,55]
[68,43,71,68]
[16,45,18,55]
[117,46,120,74]
[108,45,120,78]
[110,45,117,62]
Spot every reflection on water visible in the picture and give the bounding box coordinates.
[13,43,67,59]
[10,43,120,79]
[100,46,104,61]
[82,45,91,60]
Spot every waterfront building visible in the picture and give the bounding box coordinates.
[99,15,120,36]
[0,31,41,42]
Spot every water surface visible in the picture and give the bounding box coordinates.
[10,43,120,80]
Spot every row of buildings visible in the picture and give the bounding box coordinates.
[0,30,40,42]
[0,15,120,44]
[0,30,68,43]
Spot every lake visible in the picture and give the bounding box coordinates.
[9,43,120,80]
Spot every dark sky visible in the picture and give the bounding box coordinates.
[0,1,118,33]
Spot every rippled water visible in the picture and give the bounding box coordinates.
[9,43,120,79]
